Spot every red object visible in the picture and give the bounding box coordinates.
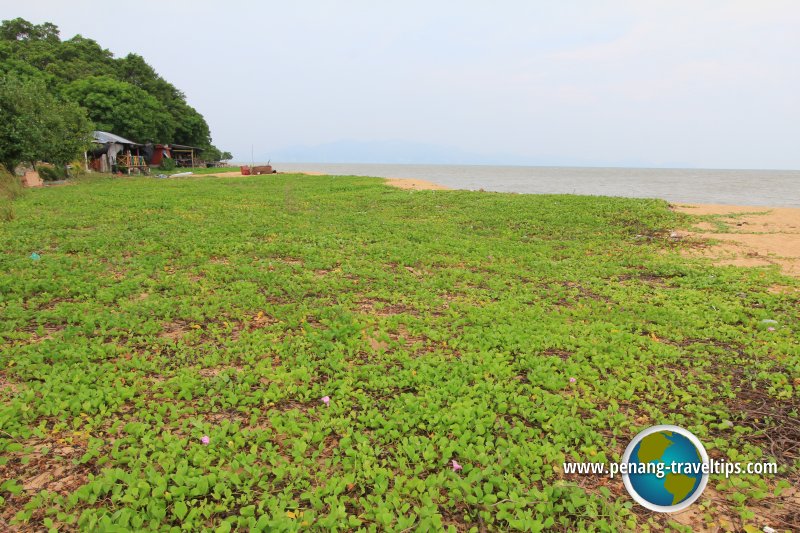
[151,145,172,166]
[240,165,251,175]
[252,165,273,175]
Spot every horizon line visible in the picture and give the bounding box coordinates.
[231,161,800,173]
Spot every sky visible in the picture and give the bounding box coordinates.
[6,1,800,168]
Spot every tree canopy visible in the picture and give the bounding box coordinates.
[0,17,59,42]
[0,17,228,162]
[0,74,93,171]
[64,76,176,143]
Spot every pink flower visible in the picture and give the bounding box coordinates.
[321,396,330,406]
[569,377,577,383]
[201,435,210,445]
[767,327,776,332]
[451,460,462,472]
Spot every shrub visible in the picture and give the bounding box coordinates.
[159,157,176,171]
[67,159,87,178]
[37,165,66,181]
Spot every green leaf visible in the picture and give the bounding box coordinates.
[173,501,188,521]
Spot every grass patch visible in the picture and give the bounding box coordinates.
[0,167,25,221]
[161,166,239,176]
[0,174,797,531]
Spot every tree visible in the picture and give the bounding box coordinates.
[0,18,60,43]
[169,100,211,147]
[117,53,211,147]
[1,18,231,154]
[200,146,233,163]
[200,145,221,162]
[63,76,175,142]
[47,35,116,83]
[117,53,182,102]
[0,75,92,171]
[117,54,211,147]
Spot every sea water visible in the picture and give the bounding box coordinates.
[271,162,800,207]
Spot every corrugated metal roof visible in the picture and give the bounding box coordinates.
[93,131,139,145]
[171,144,202,150]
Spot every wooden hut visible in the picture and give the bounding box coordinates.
[148,144,202,168]
[88,131,147,174]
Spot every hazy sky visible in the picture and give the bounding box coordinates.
[7,1,800,168]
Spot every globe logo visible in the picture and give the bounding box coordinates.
[622,425,709,512]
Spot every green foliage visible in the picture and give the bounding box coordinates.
[201,147,234,162]
[0,74,93,170]
[116,53,182,102]
[36,165,67,182]
[68,159,88,178]
[64,76,175,143]
[0,175,796,530]
[115,53,212,147]
[159,157,177,171]
[200,146,225,162]
[0,17,228,154]
[0,55,47,82]
[169,100,212,148]
[0,18,59,42]
[0,21,116,87]
[47,35,117,83]
[199,145,220,162]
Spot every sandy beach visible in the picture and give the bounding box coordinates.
[383,177,450,190]
[672,203,800,278]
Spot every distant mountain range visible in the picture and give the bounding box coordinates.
[265,140,529,166]
[263,139,665,168]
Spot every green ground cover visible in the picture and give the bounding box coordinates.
[160,167,239,176]
[1,174,798,531]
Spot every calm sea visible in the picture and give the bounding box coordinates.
[270,162,800,208]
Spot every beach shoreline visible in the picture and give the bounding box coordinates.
[204,170,799,278]
[374,177,800,278]
[383,179,800,278]
[205,170,449,189]
[382,177,450,190]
